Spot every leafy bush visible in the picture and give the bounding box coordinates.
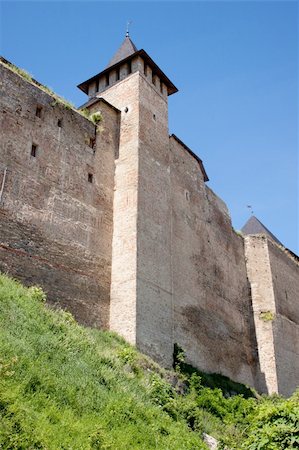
[90,111,103,124]
[150,373,175,406]
[176,350,255,398]
[240,393,299,449]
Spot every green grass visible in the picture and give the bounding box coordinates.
[0,59,93,122]
[0,273,298,450]
[0,274,205,449]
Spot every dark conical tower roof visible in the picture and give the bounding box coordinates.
[241,216,282,245]
[78,35,178,96]
[106,36,138,68]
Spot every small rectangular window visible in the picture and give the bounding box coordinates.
[57,119,62,128]
[105,73,109,87]
[144,65,148,76]
[152,73,156,86]
[128,61,132,74]
[31,144,37,157]
[88,173,93,183]
[35,106,42,118]
[116,68,120,81]
[160,81,163,93]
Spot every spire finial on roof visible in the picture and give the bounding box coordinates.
[106,27,138,68]
[126,20,132,38]
[241,216,283,246]
[247,205,254,215]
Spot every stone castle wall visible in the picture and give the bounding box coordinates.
[245,235,299,396]
[0,62,118,327]
[169,137,259,387]
[96,66,260,384]
[0,59,298,395]
[269,241,299,397]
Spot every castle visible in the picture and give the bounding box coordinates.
[0,35,298,396]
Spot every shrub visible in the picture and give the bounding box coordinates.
[90,111,103,124]
[27,286,46,303]
[240,393,299,449]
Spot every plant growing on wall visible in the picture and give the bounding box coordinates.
[173,343,185,371]
[50,98,74,111]
[1,59,98,124]
[259,311,275,322]
[90,111,103,124]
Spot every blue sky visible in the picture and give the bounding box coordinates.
[1,1,298,252]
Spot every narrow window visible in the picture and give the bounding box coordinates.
[31,144,37,157]
[35,106,42,118]
[116,68,120,81]
[144,64,148,76]
[57,119,62,128]
[128,61,132,74]
[88,173,93,183]
[160,81,163,93]
[105,73,109,87]
[153,113,156,121]
[152,73,156,86]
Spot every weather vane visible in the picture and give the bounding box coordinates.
[126,20,132,38]
[247,205,254,215]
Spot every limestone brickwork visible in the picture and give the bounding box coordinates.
[0,45,298,396]
[169,137,258,386]
[136,71,173,366]
[99,72,140,346]
[0,61,118,327]
[96,66,173,366]
[94,66,259,383]
[245,235,299,396]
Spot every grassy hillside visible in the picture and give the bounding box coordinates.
[0,273,298,449]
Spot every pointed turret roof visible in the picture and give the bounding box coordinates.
[78,36,178,96]
[106,36,138,68]
[241,216,282,245]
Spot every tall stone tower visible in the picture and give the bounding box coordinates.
[78,35,178,365]
[77,36,299,395]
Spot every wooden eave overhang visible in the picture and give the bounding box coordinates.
[171,134,209,182]
[77,49,178,96]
